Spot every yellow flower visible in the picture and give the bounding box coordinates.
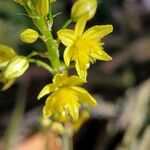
[38,73,96,122]
[57,17,113,80]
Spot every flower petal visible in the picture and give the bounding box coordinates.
[53,73,69,87]
[75,16,87,37]
[92,48,112,61]
[71,86,97,106]
[37,84,56,100]
[75,61,87,81]
[68,103,80,122]
[43,94,56,118]
[57,29,75,47]
[83,25,113,40]
[64,47,73,66]
[66,75,84,86]
[52,88,80,122]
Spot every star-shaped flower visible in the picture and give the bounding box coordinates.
[37,73,96,122]
[57,16,113,80]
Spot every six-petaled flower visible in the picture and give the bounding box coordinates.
[58,16,113,80]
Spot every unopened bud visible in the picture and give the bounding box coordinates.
[36,0,49,16]
[20,28,39,43]
[4,56,29,78]
[49,0,56,3]
[14,0,24,5]
[51,122,64,134]
[71,0,97,21]
[40,118,52,128]
[0,44,16,68]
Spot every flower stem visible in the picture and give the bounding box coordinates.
[29,58,54,74]
[62,125,73,150]
[33,17,61,69]
[62,18,73,29]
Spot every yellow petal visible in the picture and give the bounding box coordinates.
[37,84,56,100]
[92,48,112,61]
[83,25,113,40]
[71,86,97,106]
[73,111,90,132]
[55,111,69,122]
[75,16,87,37]
[74,47,90,81]
[64,47,73,66]
[57,29,75,47]
[43,94,56,118]
[75,61,87,81]
[53,73,68,86]
[68,103,80,122]
[66,75,84,86]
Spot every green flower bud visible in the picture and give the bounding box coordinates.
[71,0,97,21]
[0,72,16,91]
[0,44,16,69]
[14,0,24,5]
[4,56,29,78]
[36,0,49,16]
[51,122,64,135]
[49,0,56,3]
[20,28,39,43]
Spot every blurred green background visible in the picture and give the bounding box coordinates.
[0,0,149,150]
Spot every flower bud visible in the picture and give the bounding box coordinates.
[0,44,16,68]
[20,28,39,43]
[4,56,29,78]
[14,0,24,5]
[49,0,56,3]
[36,0,49,16]
[71,0,97,21]
[40,118,52,128]
[51,122,64,134]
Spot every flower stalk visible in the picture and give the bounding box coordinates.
[33,17,61,69]
[29,58,54,74]
[62,126,73,150]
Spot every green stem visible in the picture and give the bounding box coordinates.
[27,51,40,58]
[27,51,48,59]
[33,16,60,69]
[23,5,61,69]
[62,18,73,29]
[62,126,73,150]
[49,5,53,25]
[29,58,54,74]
